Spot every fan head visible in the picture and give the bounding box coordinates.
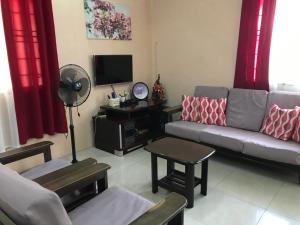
[58,64,91,107]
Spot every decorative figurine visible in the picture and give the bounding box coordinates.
[152,74,165,100]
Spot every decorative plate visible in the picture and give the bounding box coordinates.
[132,82,149,100]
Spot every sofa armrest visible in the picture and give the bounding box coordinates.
[130,192,187,225]
[0,141,54,164]
[34,159,110,197]
[163,105,182,122]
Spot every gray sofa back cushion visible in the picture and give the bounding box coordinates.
[194,86,229,98]
[0,164,72,225]
[266,91,300,112]
[226,88,268,131]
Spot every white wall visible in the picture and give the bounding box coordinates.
[151,0,242,105]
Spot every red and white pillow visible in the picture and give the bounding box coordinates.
[260,104,300,141]
[197,97,210,123]
[198,98,227,126]
[292,106,300,143]
[190,97,200,122]
[181,96,210,122]
[181,95,194,121]
[180,95,227,126]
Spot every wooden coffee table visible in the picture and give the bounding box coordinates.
[145,137,215,208]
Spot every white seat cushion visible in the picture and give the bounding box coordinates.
[69,186,154,225]
[165,121,207,141]
[21,159,71,180]
[243,132,300,165]
[199,125,254,152]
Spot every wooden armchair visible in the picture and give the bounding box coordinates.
[0,160,187,225]
[0,141,110,211]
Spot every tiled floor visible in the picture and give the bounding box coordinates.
[65,147,300,225]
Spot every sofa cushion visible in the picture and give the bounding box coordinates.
[180,95,193,121]
[198,125,253,152]
[292,110,300,142]
[69,186,154,225]
[198,98,227,126]
[0,164,72,225]
[226,88,268,131]
[21,159,71,180]
[194,86,229,98]
[266,91,300,112]
[260,104,299,141]
[165,121,207,142]
[243,132,300,165]
[196,97,210,123]
[190,96,200,122]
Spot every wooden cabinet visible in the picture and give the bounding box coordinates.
[93,100,166,156]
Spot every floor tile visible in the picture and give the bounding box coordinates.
[186,189,265,225]
[109,159,151,192]
[258,211,300,225]
[215,168,283,208]
[268,183,300,221]
[184,216,206,225]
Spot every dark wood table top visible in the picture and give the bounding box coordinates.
[145,137,215,164]
[100,99,166,113]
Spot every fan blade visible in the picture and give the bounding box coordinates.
[78,77,90,97]
[61,68,77,84]
[58,87,77,106]
[59,81,72,89]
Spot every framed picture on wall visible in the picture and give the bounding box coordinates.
[84,0,132,40]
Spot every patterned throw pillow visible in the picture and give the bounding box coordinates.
[198,98,227,126]
[292,106,300,143]
[181,95,194,121]
[260,104,300,141]
[197,97,210,123]
[190,97,200,122]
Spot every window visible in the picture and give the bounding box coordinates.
[0,3,12,93]
[0,4,20,150]
[269,0,300,91]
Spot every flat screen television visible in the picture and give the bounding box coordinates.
[93,55,133,85]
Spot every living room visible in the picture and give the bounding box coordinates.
[0,0,300,225]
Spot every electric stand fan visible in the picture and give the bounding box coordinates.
[58,64,91,163]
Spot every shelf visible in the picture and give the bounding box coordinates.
[158,170,201,195]
[95,101,166,156]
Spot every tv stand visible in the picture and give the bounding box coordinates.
[93,99,166,156]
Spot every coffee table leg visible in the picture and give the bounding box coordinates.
[167,159,175,176]
[151,153,158,193]
[185,164,195,208]
[201,159,208,196]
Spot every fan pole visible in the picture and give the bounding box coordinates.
[68,107,78,163]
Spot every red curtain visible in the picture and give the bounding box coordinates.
[234,0,276,91]
[1,0,68,144]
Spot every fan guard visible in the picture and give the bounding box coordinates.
[58,64,91,107]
